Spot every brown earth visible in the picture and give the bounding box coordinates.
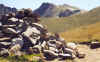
[75,45,100,62]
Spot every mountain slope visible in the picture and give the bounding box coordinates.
[61,22,100,41]
[34,3,83,17]
[60,7,100,41]
[40,7,100,33]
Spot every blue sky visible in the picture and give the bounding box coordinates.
[0,0,100,11]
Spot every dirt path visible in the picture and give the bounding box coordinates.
[75,45,100,62]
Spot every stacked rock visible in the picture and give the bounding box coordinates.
[0,9,85,59]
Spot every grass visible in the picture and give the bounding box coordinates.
[0,54,41,62]
[0,54,74,62]
[40,7,100,42]
[60,22,100,42]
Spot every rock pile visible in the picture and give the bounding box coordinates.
[0,9,85,60]
[0,4,17,15]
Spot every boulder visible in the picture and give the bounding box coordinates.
[2,28,17,34]
[9,37,24,55]
[32,45,41,54]
[0,48,9,57]
[58,53,72,59]
[22,26,40,45]
[90,42,100,49]
[43,50,58,60]
[66,42,77,49]
[0,42,11,49]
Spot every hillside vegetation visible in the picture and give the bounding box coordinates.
[40,7,100,42]
[40,7,100,33]
[61,22,100,41]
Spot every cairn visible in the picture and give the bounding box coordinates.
[0,8,85,60]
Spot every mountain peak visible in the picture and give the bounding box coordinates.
[41,2,55,7]
[39,2,56,10]
[34,2,83,17]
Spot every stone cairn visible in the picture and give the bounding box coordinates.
[0,8,85,60]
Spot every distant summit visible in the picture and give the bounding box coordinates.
[0,4,17,15]
[33,3,84,17]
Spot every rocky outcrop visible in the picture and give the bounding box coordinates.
[34,3,56,17]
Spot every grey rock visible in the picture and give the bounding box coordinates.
[0,48,9,57]
[43,50,58,60]
[0,4,17,15]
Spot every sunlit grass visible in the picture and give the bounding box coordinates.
[60,22,100,42]
[40,8,100,42]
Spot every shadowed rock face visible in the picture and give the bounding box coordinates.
[34,3,81,17]
[59,9,73,17]
[0,4,17,15]
[59,9,81,17]
[34,3,56,17]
